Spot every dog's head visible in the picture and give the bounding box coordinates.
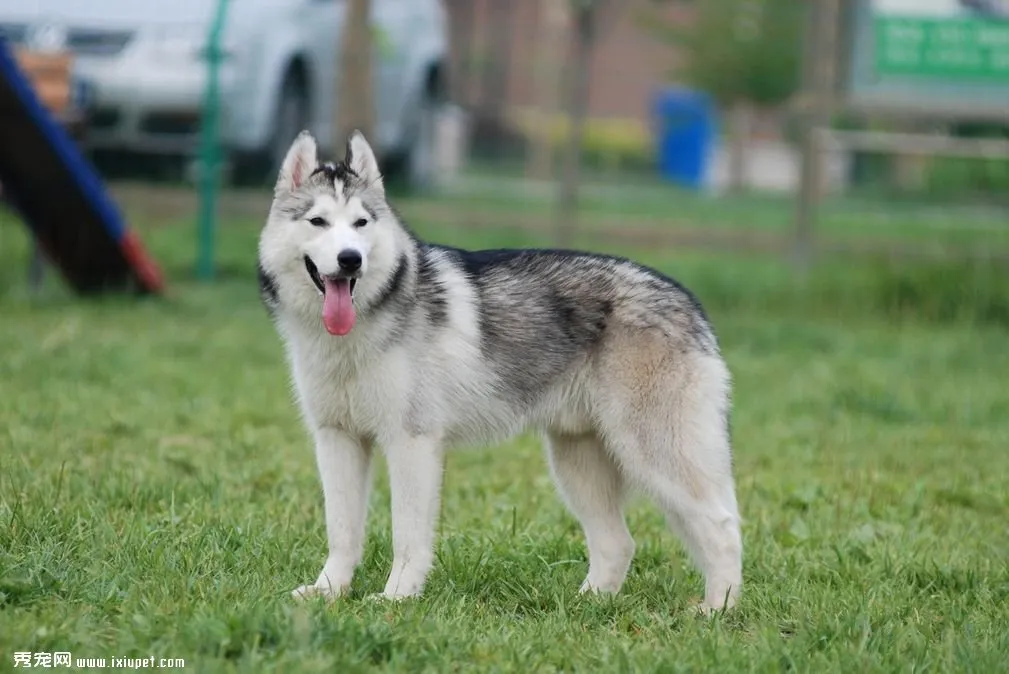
[259,130,402,336]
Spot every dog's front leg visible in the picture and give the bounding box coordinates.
[293,427,372,601]
[380,433,444,600]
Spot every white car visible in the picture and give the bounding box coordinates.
[0,0,449,185]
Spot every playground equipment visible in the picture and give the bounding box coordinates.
[0,37,164,295]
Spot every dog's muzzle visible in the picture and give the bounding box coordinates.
[304,255,358,297]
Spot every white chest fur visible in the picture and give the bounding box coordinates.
[279,322,533,449]
[282,320,411,440]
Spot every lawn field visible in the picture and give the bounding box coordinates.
[1,190,1008,672]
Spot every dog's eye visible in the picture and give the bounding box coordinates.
[309,217,327,227]
[353,218,368,228]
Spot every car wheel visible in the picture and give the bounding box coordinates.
[404,93,438,191]
[233,70,309,186]
[268,72,310,177]
[385,74,443,193]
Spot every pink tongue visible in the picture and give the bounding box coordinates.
[322,278,355,336]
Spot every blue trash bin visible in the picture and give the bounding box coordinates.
[653,88,716,190]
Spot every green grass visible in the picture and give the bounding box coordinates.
[439,171,1009,250]
[2,193,1009,672]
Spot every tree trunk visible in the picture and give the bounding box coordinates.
[555,3,596,248]
[484,0,515,123]
[452,0,475,108]
[891,122,929,192]
[336,0,375,145]
[526,0,568,180]
[727,100,751,194]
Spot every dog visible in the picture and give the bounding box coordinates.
[257,130,743,612]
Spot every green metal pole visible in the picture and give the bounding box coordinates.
[197,0,229,281]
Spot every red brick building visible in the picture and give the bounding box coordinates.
[443,0,694,129]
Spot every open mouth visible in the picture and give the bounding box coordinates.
[304,255,357,297]
[304,255,359,336]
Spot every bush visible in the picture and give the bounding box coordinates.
[866,261,1009,326]
[669,253,1009,329]
[507,108,655,173]
[923,157,1009,201]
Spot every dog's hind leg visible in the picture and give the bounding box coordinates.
[637,446,742,614]
[546,431,635,594]
[598,344,743,612]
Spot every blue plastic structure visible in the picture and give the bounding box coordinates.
[0,37,163,294]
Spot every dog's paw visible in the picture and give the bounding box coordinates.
[365,590,416,603]
[578,578,622,595]
[291,583,345,602]
[694,583,739,615]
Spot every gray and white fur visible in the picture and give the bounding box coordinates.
[257,131,743,612]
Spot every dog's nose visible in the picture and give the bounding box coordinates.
[337,249,362,272]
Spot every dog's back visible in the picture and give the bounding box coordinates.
[403,245,722,437]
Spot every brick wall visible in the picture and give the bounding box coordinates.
[445,0,695,127]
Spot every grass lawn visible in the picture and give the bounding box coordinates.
[433,172,1009,251]
[1,191,1008,672]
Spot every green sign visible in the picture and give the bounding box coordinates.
[846,0,1009,116]
[875,17,1009,79]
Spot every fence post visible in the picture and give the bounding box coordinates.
[555,2,597,248]
[197,0,229,281]
[792,0,839,275]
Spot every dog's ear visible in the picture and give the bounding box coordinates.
[345,130,383,192]
[276,130,317,193]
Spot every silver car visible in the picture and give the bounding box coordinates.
[0,0,449,185]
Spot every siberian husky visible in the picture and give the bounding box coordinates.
[257,131,743,612]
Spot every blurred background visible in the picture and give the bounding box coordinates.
[1,0,1008,295]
